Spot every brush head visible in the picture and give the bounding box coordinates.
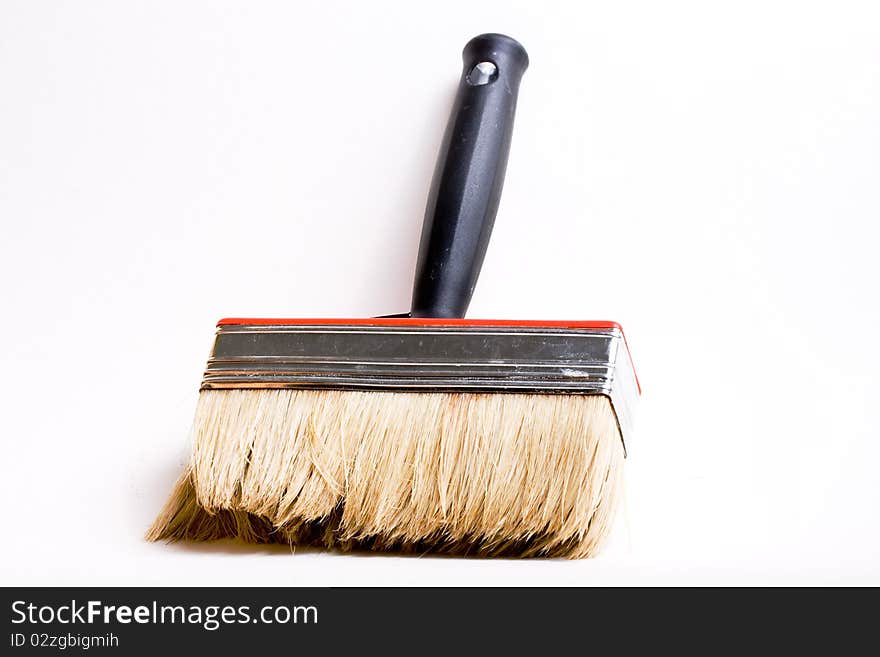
[148,318,639,558]
[149,389,625,558]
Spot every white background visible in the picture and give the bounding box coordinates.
[1,0,878,586]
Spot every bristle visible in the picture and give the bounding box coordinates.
[148,390,624,558]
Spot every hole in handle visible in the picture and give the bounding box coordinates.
[467,61,498,86]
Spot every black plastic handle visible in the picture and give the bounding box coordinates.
[410,34,529,318]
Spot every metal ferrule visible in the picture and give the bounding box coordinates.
[202,323,639,450]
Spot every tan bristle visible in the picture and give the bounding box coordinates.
[147,390,624,558]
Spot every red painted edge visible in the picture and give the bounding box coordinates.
[216,317,640,393]
[218,317,623,330]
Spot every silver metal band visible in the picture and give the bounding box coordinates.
[202,323,639,450]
